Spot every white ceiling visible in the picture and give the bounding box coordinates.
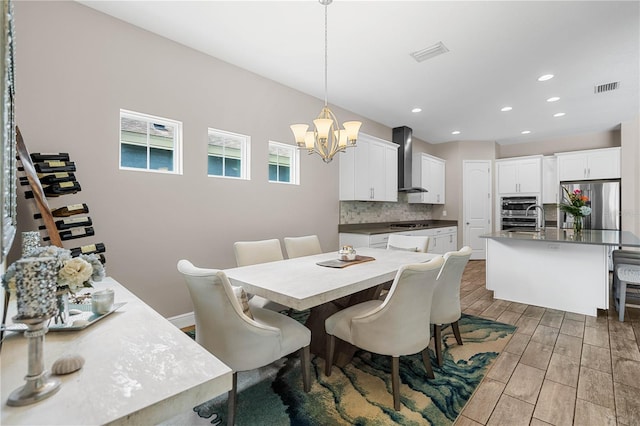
[77,1,639,145]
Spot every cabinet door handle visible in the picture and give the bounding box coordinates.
[584,168,587,178]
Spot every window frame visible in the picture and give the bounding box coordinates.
[119,109,183,175]
[207,127,250,180]
[268,140,299,185]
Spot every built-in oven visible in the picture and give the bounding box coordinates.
[501,196,538,230]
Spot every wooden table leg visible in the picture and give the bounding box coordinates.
[305,284,384,367]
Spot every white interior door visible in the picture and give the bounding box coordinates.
[463,160,492,260]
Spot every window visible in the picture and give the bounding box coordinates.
[207,128,250,179]
[120,109,182,174]
[268,141,299,184]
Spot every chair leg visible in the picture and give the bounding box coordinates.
[433,324,443,366]
[619,281,627,322]
[227,372,237,426]
[421,348,435,379]
[301,345,311,392]
[452,320,463,346]
[325,334,335,377]
[391,356,401,411]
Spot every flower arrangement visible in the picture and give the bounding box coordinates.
[559,187,591,232]
[2,246,105,295]
[559,187,592,217]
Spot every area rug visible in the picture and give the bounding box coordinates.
[175,314,515,426]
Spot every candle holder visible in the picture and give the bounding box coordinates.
[6,257,61,406]
[6,318,61,406]
[21,231,41,257]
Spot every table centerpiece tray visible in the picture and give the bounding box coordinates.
[316,255,375,269]
[5,302,127,332]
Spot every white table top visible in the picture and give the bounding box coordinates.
[1,277,233,426]
[224,247,440,311]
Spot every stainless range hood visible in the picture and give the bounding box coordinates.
[392,126,428,193]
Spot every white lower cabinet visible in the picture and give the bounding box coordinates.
[339,226,458,255]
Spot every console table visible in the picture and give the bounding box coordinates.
[1,277,232,425]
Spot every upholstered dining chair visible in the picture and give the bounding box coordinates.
[233,238,289,312]
[284,235,323,259]
[324,256,445,411]
[177,260,311,426]
[613,249,640,322]
[430,246,472,366]
[386,234,430,253]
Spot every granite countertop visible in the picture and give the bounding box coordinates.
[338,220,458,235]
[481,228,640,248]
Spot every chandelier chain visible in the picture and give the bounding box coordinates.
[324,2,328,107]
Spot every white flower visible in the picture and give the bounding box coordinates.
[58,258,93,292]
[580,206,592,216]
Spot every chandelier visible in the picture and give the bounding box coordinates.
[290,0,361,163]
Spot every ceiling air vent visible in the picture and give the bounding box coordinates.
[410,41,449,63]
[594,81,620,94]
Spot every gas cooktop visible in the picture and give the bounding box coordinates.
[389,223,428,229]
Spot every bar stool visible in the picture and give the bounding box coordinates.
[614,263,640,322]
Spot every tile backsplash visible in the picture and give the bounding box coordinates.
[340,193,433,224]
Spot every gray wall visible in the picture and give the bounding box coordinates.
[12,1,391,318]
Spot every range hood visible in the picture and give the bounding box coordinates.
[392,126,428,193]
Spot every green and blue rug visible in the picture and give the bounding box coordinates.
[176,314,515,426]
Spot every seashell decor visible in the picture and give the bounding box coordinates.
[51,354,85,375]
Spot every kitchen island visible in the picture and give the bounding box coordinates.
[481,229,640,316]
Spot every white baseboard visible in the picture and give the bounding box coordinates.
[168,311,195,329]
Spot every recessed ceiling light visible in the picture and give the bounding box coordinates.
[501,106,513,112]
[547,96,560,102]
[521,130,531,134]
[451,130,461,135]
[553,112,566,117]
[411,108,422,113]
[538,74,554,81]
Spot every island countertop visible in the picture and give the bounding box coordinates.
[481,228,640,248]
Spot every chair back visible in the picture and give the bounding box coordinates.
[177,260,282,371]
[431,246,472,324]
[351,256,444,356]
[234,238,284,267]
[284,235,322,258]
[387,234,430,253]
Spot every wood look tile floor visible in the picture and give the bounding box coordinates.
[456,260,640,426]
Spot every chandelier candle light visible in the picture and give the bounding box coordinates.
[290,0,361,163]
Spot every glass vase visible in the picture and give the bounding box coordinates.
[54,291,69,325]
[573,216,583,233]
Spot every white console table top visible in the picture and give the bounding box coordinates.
[1,277,232,425]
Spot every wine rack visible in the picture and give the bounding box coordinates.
[15,126,106,261]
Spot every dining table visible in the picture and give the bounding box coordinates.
[224,247,439,365]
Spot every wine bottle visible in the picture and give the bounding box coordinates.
[33,161,76,173]
[39,216,92,230]
[20,173,76,186]
[70,242,106,257]
[30,153,70,162]
[37,172,76,184]
[44,226,94,241]
[55,216,92,230]
[25,181,82,199]
[34,203,89,219]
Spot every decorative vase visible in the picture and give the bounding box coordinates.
[573,216,583,233]
[14,257,58,320]
[54,291,69,325]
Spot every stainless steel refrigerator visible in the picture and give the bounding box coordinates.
[559,179,621,230]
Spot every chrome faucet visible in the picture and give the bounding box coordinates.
[526,204,546,230]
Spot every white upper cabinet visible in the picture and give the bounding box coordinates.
[556,147,620,181]
[496,156,542,195]
[542,156,558,204]
[408,153,446,204]
[339,133,398,202]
